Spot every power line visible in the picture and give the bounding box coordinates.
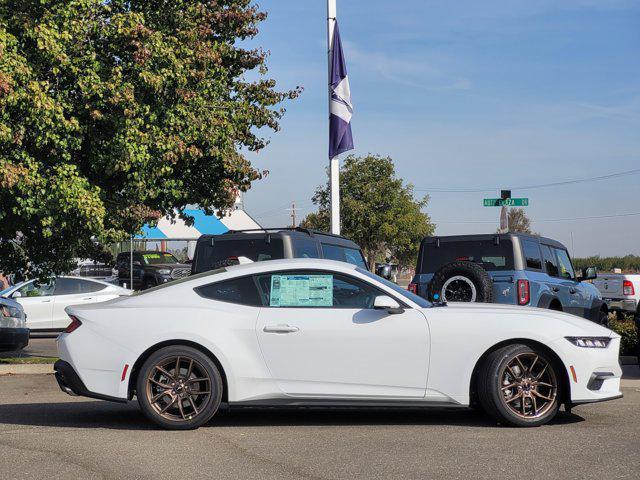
[434,211,640,224]
[415,168,640,193]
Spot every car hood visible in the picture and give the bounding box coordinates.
[435,302,616,337]
[145,263,189,270]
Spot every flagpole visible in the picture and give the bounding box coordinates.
[327,0,340,235]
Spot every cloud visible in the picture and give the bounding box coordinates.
[343,40,471,91]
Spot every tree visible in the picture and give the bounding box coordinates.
[0,0,299,278]
[499,208,534,234]
[301,155,435,268]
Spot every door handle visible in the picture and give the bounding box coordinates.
[82,297,94,301]
[552,287,560,293]
[41,299,52,303]
[263,324,300,334]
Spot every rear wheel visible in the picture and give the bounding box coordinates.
[477,344,560,427]
[136,346,223,430]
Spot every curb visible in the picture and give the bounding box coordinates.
[0,364,54,375]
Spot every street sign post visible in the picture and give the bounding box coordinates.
[483,198,529,207]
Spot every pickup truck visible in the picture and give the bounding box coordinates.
[593,273,640,324]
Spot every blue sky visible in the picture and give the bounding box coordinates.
[241,0,640,257]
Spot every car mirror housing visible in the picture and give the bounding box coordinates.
[373,295,404,314]
[11,291,22,299]
[579,266,597,282]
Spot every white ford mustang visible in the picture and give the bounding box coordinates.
[55,259,622,430]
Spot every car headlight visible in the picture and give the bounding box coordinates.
[565,336,611,348]
[1,305,26,328]
[157,269,172,275]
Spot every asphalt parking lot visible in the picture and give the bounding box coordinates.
[0,371,638,480]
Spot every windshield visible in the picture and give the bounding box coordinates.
[142,253,179,265]
[356,268,431,308]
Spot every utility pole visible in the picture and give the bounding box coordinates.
[287,202,299,228]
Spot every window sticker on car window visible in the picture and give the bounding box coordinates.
[270,275,333,307]
[143,253,161,259]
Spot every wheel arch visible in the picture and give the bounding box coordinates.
[127,340,229,403]
[469,338,571,408]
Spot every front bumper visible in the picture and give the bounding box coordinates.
[54,360,127,403]
[0,328,29,352]
[552,336,623,406]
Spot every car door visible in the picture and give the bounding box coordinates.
[553,248,585,317]
[12,280,55,330]
[51,278,104,328]
[255,270,430,398]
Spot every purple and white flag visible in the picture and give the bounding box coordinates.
[329,22,354,159]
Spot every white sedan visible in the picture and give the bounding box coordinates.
[55,259,622,430]
[2,277,130,331]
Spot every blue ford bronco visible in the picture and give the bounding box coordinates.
[408,233,608,324]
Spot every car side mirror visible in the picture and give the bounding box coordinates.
[133,261,142,267]
[11,291,22,298]
[373,295,404,314]
[579,266,597,281]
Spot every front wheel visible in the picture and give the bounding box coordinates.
[136,346,223,430]
[477,344,561,427]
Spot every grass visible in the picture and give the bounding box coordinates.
[0,356,58,365]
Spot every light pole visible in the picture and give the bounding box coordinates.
[327,0,340,235]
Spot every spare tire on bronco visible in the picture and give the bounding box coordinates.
[428,261,494,303]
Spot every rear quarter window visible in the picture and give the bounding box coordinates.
[521,240,543,270]
[420,239,514,273]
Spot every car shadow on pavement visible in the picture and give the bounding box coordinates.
[0,402,585,431]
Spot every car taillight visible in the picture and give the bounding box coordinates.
[517,279,530,305]
[408,283,418,295]
[64,315,82,334]
[623,280,635,296]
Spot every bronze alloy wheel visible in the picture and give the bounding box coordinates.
[499,352,558,419]
[145,356,212,422]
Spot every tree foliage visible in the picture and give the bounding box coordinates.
[0,0,299,278]
[497,208,534,234]
[573,255,640,273]
[301,155,435,268]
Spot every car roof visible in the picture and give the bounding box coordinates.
[222,258,359,275]
[420,233,568,250]
[197,228,361,248]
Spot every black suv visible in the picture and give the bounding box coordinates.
[116,251,191,290]
[191,228,367,274]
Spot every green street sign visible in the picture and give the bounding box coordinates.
[483,198,529,207]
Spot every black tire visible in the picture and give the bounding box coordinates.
[429,261,493,303]
[136,345,223,430]
[142,277,156,290]
[598,310,609,327]
[476,344,561,427]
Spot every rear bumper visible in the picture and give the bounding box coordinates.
[602,298,637,314]
[0,328,29,351]
[54,360,127,403]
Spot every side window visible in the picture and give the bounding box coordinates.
[554,249,576,280]
[541,245,559,277]
[18,280,55,297]
[255,271,379,309]
[54,278,103,295]
[195,276,261,307]
[293,238,320,259]
[522,240,542,270]
[321,244,367,268]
